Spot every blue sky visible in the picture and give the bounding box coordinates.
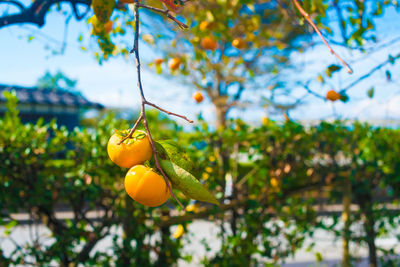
[1,3,400,125]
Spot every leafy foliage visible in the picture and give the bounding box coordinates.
[1,94,400,265]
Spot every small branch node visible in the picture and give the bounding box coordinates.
[145,101,194,123]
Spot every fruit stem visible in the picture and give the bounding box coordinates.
[118,114,143,145]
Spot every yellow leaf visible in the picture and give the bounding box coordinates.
[141,34,154,45]
[172,225,184,239]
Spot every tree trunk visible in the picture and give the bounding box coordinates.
[342,177,352,267]
[358,192,377,267]
[121,194,135,266]
[215,105,237,241]
[214,105,229,187]
[156,210,171,266]
[215,106,227,129]
[364,206,378,267]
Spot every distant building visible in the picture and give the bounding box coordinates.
[0,84,104,130]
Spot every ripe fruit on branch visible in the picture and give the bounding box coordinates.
[168,58,181,70]
[107,130,152,168]
[326,90,341,101]
[193,91,204,103]
[201,36,218,51]
[125,165,170,207]
[199,21,211,31]
[232,38,246,49]
[154,58,164,65]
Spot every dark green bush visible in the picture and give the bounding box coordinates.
[1,93,400,266]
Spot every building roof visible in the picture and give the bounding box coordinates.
[0,84,104,109]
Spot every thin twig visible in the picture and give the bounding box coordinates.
[0,0,91,29]
[302,83,326,100]
[60,15,71,54]
[145,101,194,123]
[137,3,188,29]
[128,0,185,209]
[292,0,353,74]
[142,116,184,210]
[236,167,259,188]
[341,52,400,92]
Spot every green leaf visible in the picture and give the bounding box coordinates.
[160,160,218,205]
[325,64,342,77]
[156,64,162,75]
[367,87,374,98]
[388,55,395,64]
[386,70,391,81]
[5,220,18,235]
[327,64,341,72]
[315,252,323,262]
[317,74,324,83]
[339,91,349,102]
[5,220,17,229]
[155,140,194,172]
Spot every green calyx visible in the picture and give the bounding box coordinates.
[115,129,146,145]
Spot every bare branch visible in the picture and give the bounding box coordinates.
[301,83,326,100]
[341,52,400,92]
[0,0,26,10]
[292,0,353,74]
[137,3,188,29]
[0,0,90,29]
[145,101,194,123]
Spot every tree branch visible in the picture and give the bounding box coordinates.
[137,3,188,29]
[0,0,26,10]
[159,182,323,227]
[341,52,400,92]
[144,101,193,123]
[0,0,90,29]
[292,0,353,74]
[123,0,194,210]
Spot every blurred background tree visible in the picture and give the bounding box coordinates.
[36,70,78,91]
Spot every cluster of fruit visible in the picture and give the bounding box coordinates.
[108,129,219,208]
[107,130,171,207]
[153,57,205,104]
[198,21,247,51]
